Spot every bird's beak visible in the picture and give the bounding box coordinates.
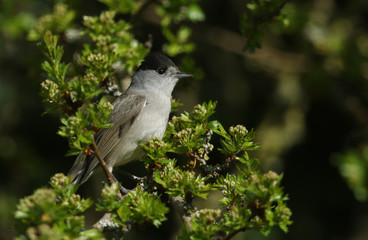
[175,72,193,79]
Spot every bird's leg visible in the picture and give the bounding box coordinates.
[113,169,144,195]
[108,173,131,195]
[101,173,130,195]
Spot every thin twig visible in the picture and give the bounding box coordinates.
[92,139,129,198]
[91,139,116,185]
[225,227,247,240]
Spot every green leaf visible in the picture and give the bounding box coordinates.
[78,130,94,144]
[212,121,231,140]
[207,120,219,131]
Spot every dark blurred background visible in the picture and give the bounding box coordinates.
[1,0,368,239]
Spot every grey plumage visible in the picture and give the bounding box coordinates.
[69,53,191,185]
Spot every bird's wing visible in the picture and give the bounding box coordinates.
[95,93,147,159]
[69,92,146,184]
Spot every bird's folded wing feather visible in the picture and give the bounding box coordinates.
[95,93,147,159]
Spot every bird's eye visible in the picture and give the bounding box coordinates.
[157,67,167,75]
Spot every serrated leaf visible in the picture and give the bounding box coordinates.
[207,120,219,131]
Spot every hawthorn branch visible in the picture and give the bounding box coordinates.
[92,138,131,197]
[225,227,247,240]
[169,196,193,232]
[93,212,131,237]
[91,139,117,185]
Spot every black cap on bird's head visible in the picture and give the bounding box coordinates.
[138,53,178,71]
[137,53,192,78]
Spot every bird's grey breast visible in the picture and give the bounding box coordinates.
[109,91,171,166]
[136,92,171,138]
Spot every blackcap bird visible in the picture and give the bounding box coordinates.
[69,53,192,185]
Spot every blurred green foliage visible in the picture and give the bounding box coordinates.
[333,147,368,201]
[28,3,75,41]
[240,0,289,52]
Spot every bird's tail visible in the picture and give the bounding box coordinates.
[68,154,95,185]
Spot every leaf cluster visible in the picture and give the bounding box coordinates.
[155,161,211,200]
[139,101,292,238]
[14,174,102,240]
[157,0,204,56]
[216,171,292,235]
[28,3,75,41]
[96,183,169,228]
[240,0,290,52]
[81,11,148,75]
[166,101,217,164]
